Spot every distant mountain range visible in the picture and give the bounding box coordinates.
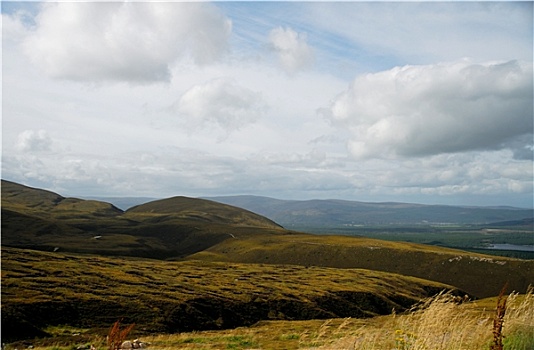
[203,195,533,227]
[84,195,533,227]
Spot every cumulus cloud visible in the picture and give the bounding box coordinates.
[176,78,266,132]
[19,2,231,83]
[2,11,31,43]
[15,130,53,152]
[269,26,314,74]
[322,60,533,159]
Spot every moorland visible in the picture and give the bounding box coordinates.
[1,179,533,349]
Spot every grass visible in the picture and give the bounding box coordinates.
[317,287,534,350]
[323,225,534,260]
[2,246,456,343]
[3,180,533,348]
[6,289,532,350]
[3,179,533,299]
[187,233,533,298]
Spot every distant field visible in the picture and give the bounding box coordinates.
[289,224,534,259]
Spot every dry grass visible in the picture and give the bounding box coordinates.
[315,287,534,350]
[490,284,508,350]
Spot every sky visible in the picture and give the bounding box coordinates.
[2,1,533,208]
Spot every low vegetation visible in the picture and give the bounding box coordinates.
[5,288,533,349]
[317,287,534,350]
[187,233,533,298]
[299,224,534,260]
[3,180,532,298]
[2,180,533,349]
[2,247,457,343]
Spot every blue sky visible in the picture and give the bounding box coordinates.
[2,1,533,207]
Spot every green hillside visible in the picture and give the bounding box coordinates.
[1,180,285,258]
[186,233,533,298]
[2,246,458,342]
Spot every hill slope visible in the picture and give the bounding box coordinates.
[127,196,281,229]
[1,180,284,258]
[2,246,459,342]
[1,180,123,220]
[205,195,533,226]
[186,233,533,298]
[2,180,532,299]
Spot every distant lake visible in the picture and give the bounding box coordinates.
[483,244,534,252]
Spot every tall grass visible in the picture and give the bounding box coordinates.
[318,287,534,350]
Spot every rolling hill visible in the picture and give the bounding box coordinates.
[2,246,460,342]
[2,180,534,344]
[186,232,533,298]
[1,180,285,259]
[2,180,533,297]
[2,179,533,298]
[127,195,281,229]
[204,195,533,226]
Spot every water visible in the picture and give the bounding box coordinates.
[484,244,534,252]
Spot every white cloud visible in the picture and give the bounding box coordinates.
[1,11,31,43]
[16,130,53,152]
[323,60,533,159]
[2,2,532,208]
[4,145,532,207]
[19,2,231,83]
[269,26,314,74]
[175,78,266,133]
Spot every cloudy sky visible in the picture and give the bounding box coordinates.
[2,1,533,207]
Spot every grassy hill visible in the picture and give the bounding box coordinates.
[205,195,533,226]
[2,180,532,299]
[2,180,534,346]
[2,246,458,343]
[186,233,533,298]
[1,180,284,258]
[127,196,281,229]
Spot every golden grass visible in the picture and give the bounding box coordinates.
[186,232,534,298]
[315,287,534,350]
[3,246,457,343]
